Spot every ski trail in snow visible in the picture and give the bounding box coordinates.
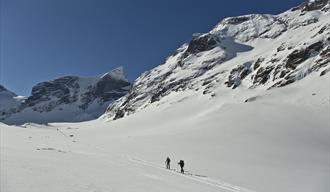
[57,128,69,138]
[55,127,256,192]
[127,157,256,192]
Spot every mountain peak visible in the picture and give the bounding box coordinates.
[100,66,128,82]
[0,84,17,97]
[293,0,330,12]
[102,1,330,121]
[1,67,131,125]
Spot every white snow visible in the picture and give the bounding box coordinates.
[211,14,287,42]
[100,66,128,82]
[1,73,329,192]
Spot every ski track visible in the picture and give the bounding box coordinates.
[55,127,256,192]
[127,157,256,192]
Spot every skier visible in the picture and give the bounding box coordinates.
[165,157,171,169]
[178,160,185,173]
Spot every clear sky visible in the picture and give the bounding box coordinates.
[0,0,303,96]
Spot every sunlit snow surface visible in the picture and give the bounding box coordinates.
[1,73,329,192]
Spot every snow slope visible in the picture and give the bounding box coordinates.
[1,72,329,192]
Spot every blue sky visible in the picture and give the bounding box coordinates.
[0,0,303,96]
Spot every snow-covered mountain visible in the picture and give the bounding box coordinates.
[0,1,329,192]
[102,0,330,120]
[0,67,131,124]
[0,85,25,115]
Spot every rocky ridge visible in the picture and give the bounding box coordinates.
[1,67,131,124]
[103,0,330,120]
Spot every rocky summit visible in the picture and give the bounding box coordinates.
[0,67,131,124]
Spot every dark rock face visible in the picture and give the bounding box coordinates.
[269,41,329,89]
[225,62,252,89]
[269,40,329,89]
[311,46,330,73]
[224,16,250,25]
[253,58,264,70]
[301,0,329,12]
[286,41,324,70]
[285,49,310,70]
[78,76,131,112]
[0,85,7,92]
[270,73,298,88]
[253,66,275,85]
[273,64,289,81]
[114,109,125,120]
[26,76,79,108]
[25,74,131,113]
[150,79,188,103]
[183,34,219,58]
[95,75,131,101]
[320,68,330,76]
[317,25,328,35]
